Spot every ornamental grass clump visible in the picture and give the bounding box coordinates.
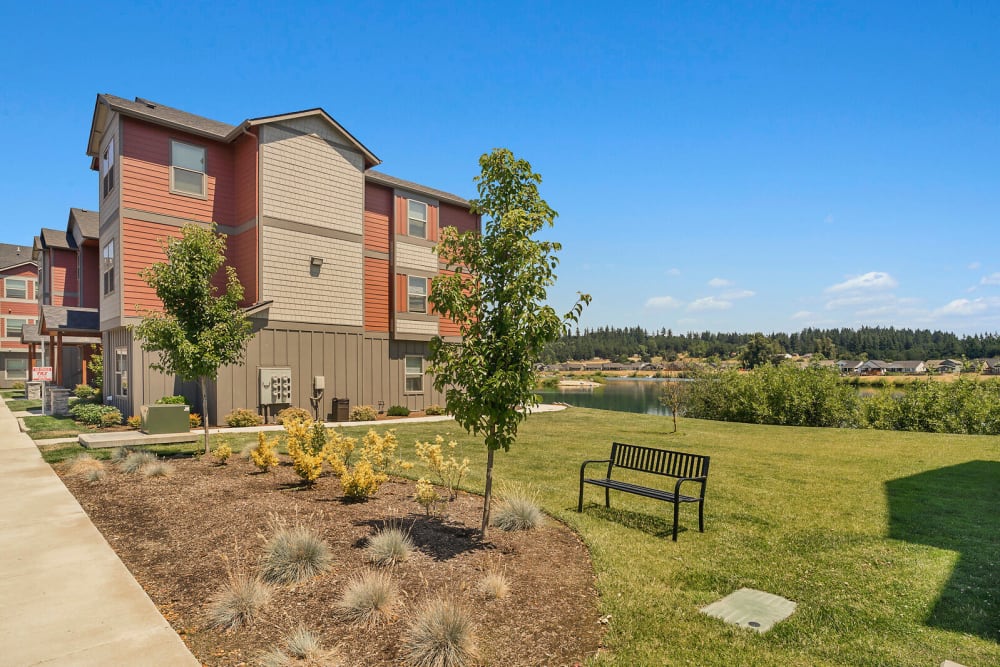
[119,450,156,474]
[475,569,510,601]
[491,483,544,532]
[336,570,398,626]
[206,572,271,631]
[142,460,175,478]
[68,453,105,477]
[84,468,106,484]
[402,598,479,667]
[366,524,415,566]
[260,519,332,585]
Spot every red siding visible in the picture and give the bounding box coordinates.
[121,118,237,227]
[435,270,462,337]
[364,183,391,253]
[1,265,39,350]
[50,249,78,306]
[440,202,478,234]
[80,244,100,308]
[364,257,390,332]
[234,130,258,224]
[121,218,182,315]
[395,273,407,313]
[394,194,439,241]
[225,229,258,305]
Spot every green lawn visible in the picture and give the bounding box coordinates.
[5,398,42,412]
[42,409,1000,666]
[23,415,94,440]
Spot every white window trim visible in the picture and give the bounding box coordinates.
[5,357,27,380]
[169,139,208,199]
[102,240,115,296]
[114,347,128,397]
[100,137,116,199]
[407,276,428,313]
[404,355,424,394]
[4,278,27,300]
[407,199,428,239]
[3,317,28,339]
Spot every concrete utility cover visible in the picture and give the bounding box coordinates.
[701,588,797,633]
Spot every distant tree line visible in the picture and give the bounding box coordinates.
[542,325,1000,363]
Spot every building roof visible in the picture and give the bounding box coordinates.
[366,170,470,207]
[68,208,99,240]
[888,360,925,369]
[0,243,36,271]
[39,228,74,250]
[39,306,100,335]
[837,360,863,367]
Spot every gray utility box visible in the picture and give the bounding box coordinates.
[259,367,292,406]
[141,404,191,434]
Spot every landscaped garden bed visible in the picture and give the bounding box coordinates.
[56,449,603,666]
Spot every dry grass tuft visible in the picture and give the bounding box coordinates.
[491,483,544,531]
[260,519,332,585]
[68,453,105,477]
[475,569,510,600]
[84,468,107,484]
[119,451,156,474]
[336,570,398,626]
[142,460,175,477]
[285,625,322,660]
[206,572,271,631]
[402,598,479,667]
[366,524,416,566]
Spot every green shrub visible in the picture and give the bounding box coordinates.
[74,384,96,400]
[99,408,122,427]
[350,405,378,421]
[11,381,25,390]
[126,415,142,429]
[337,570,398,626]
[402,598,478,667]
[276,406,311,425]
[424,404,446,416]
[156,395,189,405]
[260,521,332,585]
[69,403,123,427]
[224,408,263,427]
[366,525,415,566]
[206,573,271,630]
[387,405,410,417]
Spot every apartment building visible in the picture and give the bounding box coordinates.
[82,94,477,423]
[0,244,38,387]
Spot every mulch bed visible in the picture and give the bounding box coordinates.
[58,454,605,666]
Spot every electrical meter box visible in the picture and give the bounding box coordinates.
[259,367,293,406]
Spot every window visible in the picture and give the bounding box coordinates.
[5,319,26,338]
[114,347,128,397]
[407,276,427,313]
[170,140,206,196]
[405,355,424,393]
[102,240,115,295]
[5,358,27,380]
[4,278,26,299]
[100,138,115,198]
[407,200,428,238]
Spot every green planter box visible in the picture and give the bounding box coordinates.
[141,404,191,434]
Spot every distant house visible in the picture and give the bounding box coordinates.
[927,359,963,374]
[984,358,1000,375]
[885,360,927,374]
[858,360,890,375]
[0,244,38,387]
[837,360,863,374]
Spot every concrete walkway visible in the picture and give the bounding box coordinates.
[0,401,199,665]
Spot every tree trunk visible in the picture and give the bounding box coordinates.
[672,410,678,433]
[480,446,495,538]
[200,376,210,455]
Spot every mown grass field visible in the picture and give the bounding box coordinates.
[43,408,1000,666]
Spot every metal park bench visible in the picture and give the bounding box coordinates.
[578,442,710,541]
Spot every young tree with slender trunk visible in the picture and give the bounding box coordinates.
[429,148,589,537]
[134,224,253,454]
[658,380,689,433]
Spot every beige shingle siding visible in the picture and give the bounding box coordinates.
[259,122,364,235]
[395,241,438,273]
[396,317,438,336]
[261,226,363,326]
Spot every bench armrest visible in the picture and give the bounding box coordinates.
[673,475,709,498]
[580,458,611,480]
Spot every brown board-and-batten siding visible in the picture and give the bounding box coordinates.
[104,326,200,418]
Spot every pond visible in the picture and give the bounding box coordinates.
[536,378,681,416]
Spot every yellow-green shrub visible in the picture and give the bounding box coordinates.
[189,412,203,428]
[251,432,280,472]
[414,477,442,515]
[332,428,411,500]
[212,442,233,465]
[285,418,331,484]
[126,415,142,430]
[414,435,469,501]
[276,406,311,425]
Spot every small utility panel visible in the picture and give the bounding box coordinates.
[259,367,293,406]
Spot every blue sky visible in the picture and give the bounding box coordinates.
[2,2,998,334]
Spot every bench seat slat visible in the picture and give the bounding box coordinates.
[582,478,701,503]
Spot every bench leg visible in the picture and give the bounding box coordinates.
[672,500,680,541]
[605,486,610,508]
[577,481,584,512]
[699,500,705,533]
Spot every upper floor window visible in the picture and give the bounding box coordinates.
[4,278,26,299]
[407,276,427,313]
[100,138,115,198]
[102,240,115,295]
[170,140,206,197]
[5,318,26,338]
[407,200,428,238]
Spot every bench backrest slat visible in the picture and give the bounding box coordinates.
[610,442,709,479]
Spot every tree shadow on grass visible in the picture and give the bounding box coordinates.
[885,460,1000,642]
[579,503,685,539]
[353,515,488,561]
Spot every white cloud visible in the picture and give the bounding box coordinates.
[645,296,682,309]
[933,298,996,317]
[722,289,755,300]
[968,262,981,270]
[980,272,1000,285]
[825,271,898,293]
[707,277,732,288]
[791,310,813,320]
[666,268,681,276]
[688,296,732,311]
